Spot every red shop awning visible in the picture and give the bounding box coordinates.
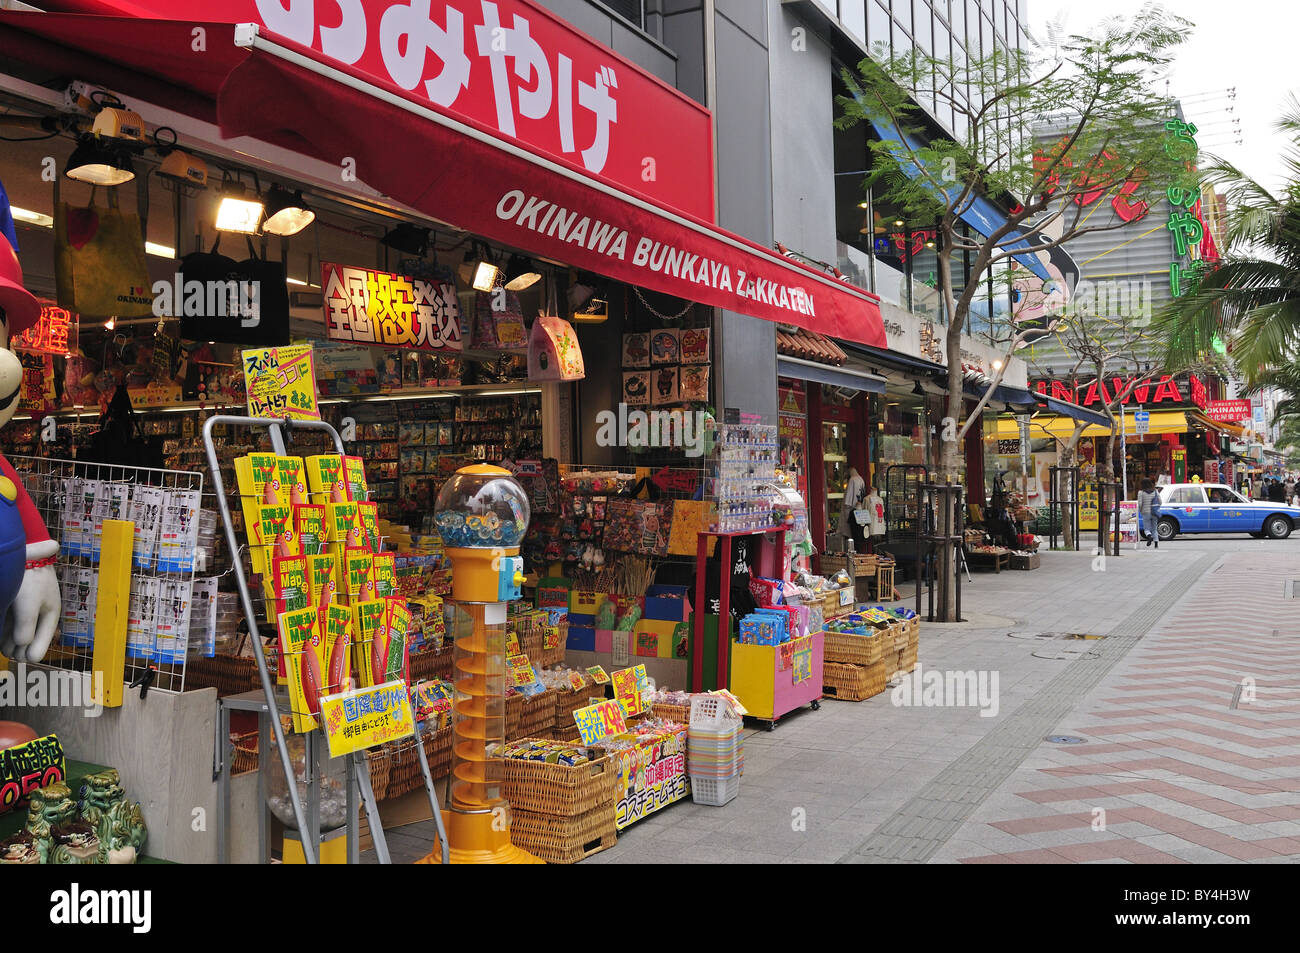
[0,12,886,347]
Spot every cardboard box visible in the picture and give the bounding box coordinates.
[644,584,691,622]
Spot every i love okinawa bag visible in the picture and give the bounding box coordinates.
[53,181,153,317]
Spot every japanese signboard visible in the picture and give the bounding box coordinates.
[1034,374,1206,409]
[0,734,65,815]
[572,699,627,745]
[1206,399,1252,423]
[610,666,643,717]
[241,344,320,420]
[599,725,689,830]
[57,0,715,221]
[321,262,462,352]
[17,351,55,413]
[12,302,73,354]
[319,680,415,758]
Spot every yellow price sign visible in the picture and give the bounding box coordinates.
[242,344,320,421]
[610,667,643,716]
[586,665,610,685]
[319,680,414,758]
[573,699,628,745]
[508,654,535,687]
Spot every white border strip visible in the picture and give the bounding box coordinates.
[234,25,881,307]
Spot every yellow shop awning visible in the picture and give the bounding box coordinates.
[994,411,1190,441]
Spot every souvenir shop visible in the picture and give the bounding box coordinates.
[0,2,908,865]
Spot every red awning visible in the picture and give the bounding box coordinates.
[0,12,886,347]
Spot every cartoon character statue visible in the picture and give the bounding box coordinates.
[0,233,61,662]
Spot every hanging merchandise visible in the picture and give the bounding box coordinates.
[527,316,584,382]
[177,236,291,345]
[53,183,152,318]
[472,289,528,350]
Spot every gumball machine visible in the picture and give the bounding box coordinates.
[419,464,540,864]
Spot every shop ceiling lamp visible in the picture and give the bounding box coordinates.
[381,223,430,256]
[262,185,315,236]
[503,255,542,291]
[912,380,926,396]
[157,148,208,189]
[215,181,264,234]
[65,136,135,186]
[89,105,145,142]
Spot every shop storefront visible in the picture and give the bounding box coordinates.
[0,0,912,866]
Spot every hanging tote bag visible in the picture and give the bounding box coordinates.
[53,181,153,317]
[178,235,290,345]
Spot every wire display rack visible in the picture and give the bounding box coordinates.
[9,455,210,694]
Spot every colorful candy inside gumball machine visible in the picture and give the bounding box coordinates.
[420,464,539,864]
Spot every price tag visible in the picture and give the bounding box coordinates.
[505,630,521,656]
[611,667,643,715]
[586,665,610,684]
[508,654,535,687]
[541,624,561,650]
[567,671,587,691]
[573,699,628,745]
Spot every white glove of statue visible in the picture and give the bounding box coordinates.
[1,539,60,662]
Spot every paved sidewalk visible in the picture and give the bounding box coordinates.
[929,550,1300,864]
[596,545,1224,864]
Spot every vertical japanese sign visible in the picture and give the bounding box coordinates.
[241,344,320,420]
[321,262,462,352]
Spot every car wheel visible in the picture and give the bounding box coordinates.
[1265,516,1292,540]
[1157,517,1177,541]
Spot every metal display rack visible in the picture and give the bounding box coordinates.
[202,414,447,865]
[10,455,207,694]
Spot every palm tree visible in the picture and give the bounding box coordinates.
[1158,95,1300,379]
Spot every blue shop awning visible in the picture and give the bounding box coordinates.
[776,356,887,394]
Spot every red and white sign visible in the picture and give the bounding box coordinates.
[35,0,715,221]
[1206,399,1251,423]
[320,262,461,351]
[1035,374,1207,409]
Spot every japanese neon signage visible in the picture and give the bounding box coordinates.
[12,302,73,355]
[321,262,462,351]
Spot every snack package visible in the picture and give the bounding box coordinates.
[382,599,411,684]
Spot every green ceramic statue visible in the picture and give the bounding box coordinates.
[79,769,147,864]
[0,830,41,864]
[49,821,102,864]
[25,781,77,844]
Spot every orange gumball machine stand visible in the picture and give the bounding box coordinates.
[418,465,541,865]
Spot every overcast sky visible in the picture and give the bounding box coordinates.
[1030,1,1299,193]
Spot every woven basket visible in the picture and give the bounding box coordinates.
[184,653,264,697]
[519,689,556,739]
[409,648,454,683]
[505,693,523,740]
[547,722,583,744]
[823,630,883,666]
[822,660,887,702]
[899,645,918,674]
[554,685,596,725]
[370,726,454,801]
[508,804,617,864]
[820,553,878,576]
[890,621,910,653]
[230,731,259,775]
[907,618,920,648]
[499,746,617,817]
[538,617,567,668]
[650,702,692,725]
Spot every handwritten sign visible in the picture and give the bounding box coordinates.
[242,344,319,420]
[611,666,643,716]
[0,734,65,815]
[319,681,415,758]
[573,699,627,745]
[586,665,610,685]
[508,654,536,687]
[505,630,521,657]
[322,262,461,352]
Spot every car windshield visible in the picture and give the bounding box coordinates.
[1207,486,1246,503]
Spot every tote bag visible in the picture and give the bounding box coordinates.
[53,184,153,318]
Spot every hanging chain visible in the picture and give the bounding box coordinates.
[634,286,693,323]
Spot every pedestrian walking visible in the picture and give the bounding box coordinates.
[1137,477,1161,548]
[1269,478,1287,503]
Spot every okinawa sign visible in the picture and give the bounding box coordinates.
[1034,374,1209,410]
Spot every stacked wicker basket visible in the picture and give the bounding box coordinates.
[821,618,918,701]
[499,747,619,863]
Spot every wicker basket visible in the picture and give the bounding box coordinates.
[367,725,454,800]
[899,645,918,674]
[650,702,692,725]
[890,621,910,653]
[508,804,616,864]
[409,648,454,683]
[538,616,567,668]
[822,660,887,702]
[519,689,556,739]
[505,692,523,741]
[554,685,597,726]
[907,619,919,649]
[499,746,618,817]
[820,553,878,576]
[230,731,259,775]
[823,630,884,666]
[184,653,264,697]
[547,722,582,744]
